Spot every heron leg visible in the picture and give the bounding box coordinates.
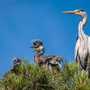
[82,69,85,76]
[48,64,52,72]
[86,55,90,78]
[78,60,81,71]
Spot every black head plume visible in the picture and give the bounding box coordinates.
[13,58,21,65]
[78,9,85,12]
[30,39,43,48]
[33,40,43,45]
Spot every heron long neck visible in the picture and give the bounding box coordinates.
[36,51,44,57]
[78,15,87,40]
[34,50,44,64]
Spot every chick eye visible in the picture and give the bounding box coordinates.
[77,11,81,13]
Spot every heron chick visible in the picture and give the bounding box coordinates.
[30,40,62,71]
[11,57,24,73]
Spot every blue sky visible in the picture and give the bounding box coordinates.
[0,0,90,76]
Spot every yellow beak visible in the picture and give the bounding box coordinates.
[61,11,75,14]
[21,57,24,62]
[32,49,37,52]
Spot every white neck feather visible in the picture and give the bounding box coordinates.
[78,15,87,40]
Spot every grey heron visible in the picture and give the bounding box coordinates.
[30,40,62,71]
[62,9,90,78]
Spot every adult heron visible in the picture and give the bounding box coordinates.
[62,9,90,77]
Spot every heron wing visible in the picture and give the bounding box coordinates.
[88,36,90,54]
[75,37,80,62]
[41,55,56,64]
[42,55,62,66]
[76,36,89,70]
[41,55,55,61]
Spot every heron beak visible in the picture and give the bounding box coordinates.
[58,63,62,67]
[30,45,38,48]
[30,46,35,48]
[32,49,37,52]
[62,11,75,14]
[21,57,24,62]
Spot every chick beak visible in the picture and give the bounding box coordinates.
[21,57,24,62]
[30,46,36,48]
[32,49,37,52]
[58,63,62,67]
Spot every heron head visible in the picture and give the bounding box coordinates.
[13,58,21,66]
[62,9,87,18]
[30,39,44,52]
[13,57,24,66]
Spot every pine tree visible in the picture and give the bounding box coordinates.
[0,60,90,90]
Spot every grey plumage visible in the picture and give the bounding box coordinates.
[62,9,90,78]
